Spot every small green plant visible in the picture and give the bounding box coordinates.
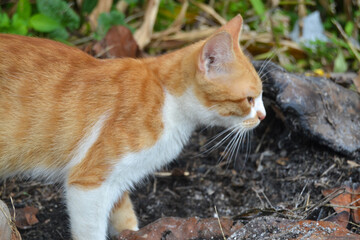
[302,40,339,71]
[0,0,31,35]
[31,0,80,40]
[0,0,79,41]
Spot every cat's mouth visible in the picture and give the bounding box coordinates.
[242,118,260,129]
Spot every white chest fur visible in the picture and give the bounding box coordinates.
[107,91,196,192]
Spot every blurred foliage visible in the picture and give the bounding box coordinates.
[0,0,359,73]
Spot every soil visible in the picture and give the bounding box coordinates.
[0,101,359,239]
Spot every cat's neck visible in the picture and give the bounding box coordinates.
[144,42,202,97]
[144,43,206,129]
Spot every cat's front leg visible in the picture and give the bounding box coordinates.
[66,184,120,240]
[108,191,138,237]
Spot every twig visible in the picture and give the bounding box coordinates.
[324,204,360,210]
[303,187,345,217]
[153,177,157,193]
[190,0,226,25]
[348,221,360,228]
[95,45,115,58]
[71,36,94,46]
[320,163,336,177]
[295,181,308,209]
[332,19,360,62]
[214,205,226,240]
[152,0,189,39]
[134,0,160,49]
[154,171,190,177]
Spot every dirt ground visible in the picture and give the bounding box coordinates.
[0,101,359,239]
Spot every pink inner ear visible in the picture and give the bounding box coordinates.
[198,32,233,76]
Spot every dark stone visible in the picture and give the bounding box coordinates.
[253,61,360,158]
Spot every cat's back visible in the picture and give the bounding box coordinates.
[0,34,98,80]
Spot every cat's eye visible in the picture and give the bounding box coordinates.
[247,97,254,105]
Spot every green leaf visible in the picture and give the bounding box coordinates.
[17,0,31,21]
[0,12,10,28]
[334,51,348,73]
[49,27,69,40]
[36,0,80,30]
[82,0,98,14]
[30,14,61,32]
[10,13,28,35]
[345,21,354,36]
[250,0,265,20]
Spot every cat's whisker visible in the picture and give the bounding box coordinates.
[205,125,238,146]
[212,129,240,163]
[233,128,246,165]
[259,66,283,81]
[225,129,241,164]
[244,130,253,164]
[258,48,282,81]
[198,124,215,136]
[227,128,245,166]
[218,125,245,164]
[233,127,250,170]
[257,48,278,77]
[260,47,280,70]
[199,125,239,155]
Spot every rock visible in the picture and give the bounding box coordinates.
[229,216,360,239]
[118,216,243,239]
[253,61,360,158]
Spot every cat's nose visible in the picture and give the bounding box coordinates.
[257,111,265,121]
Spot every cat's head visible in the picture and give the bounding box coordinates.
[192,14,265,131]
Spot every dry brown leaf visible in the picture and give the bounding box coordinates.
[326,211,350,228]
[351,183,360,223]
[93,25,140,58]
[322,186,352,214]
[276,157,288,166]
[15,206,39,230]
[322,182,360,224]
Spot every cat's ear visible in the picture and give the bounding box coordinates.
[198,31,234,78]
[217,14,243,44]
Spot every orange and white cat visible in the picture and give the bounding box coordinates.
[0,15,265,239]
